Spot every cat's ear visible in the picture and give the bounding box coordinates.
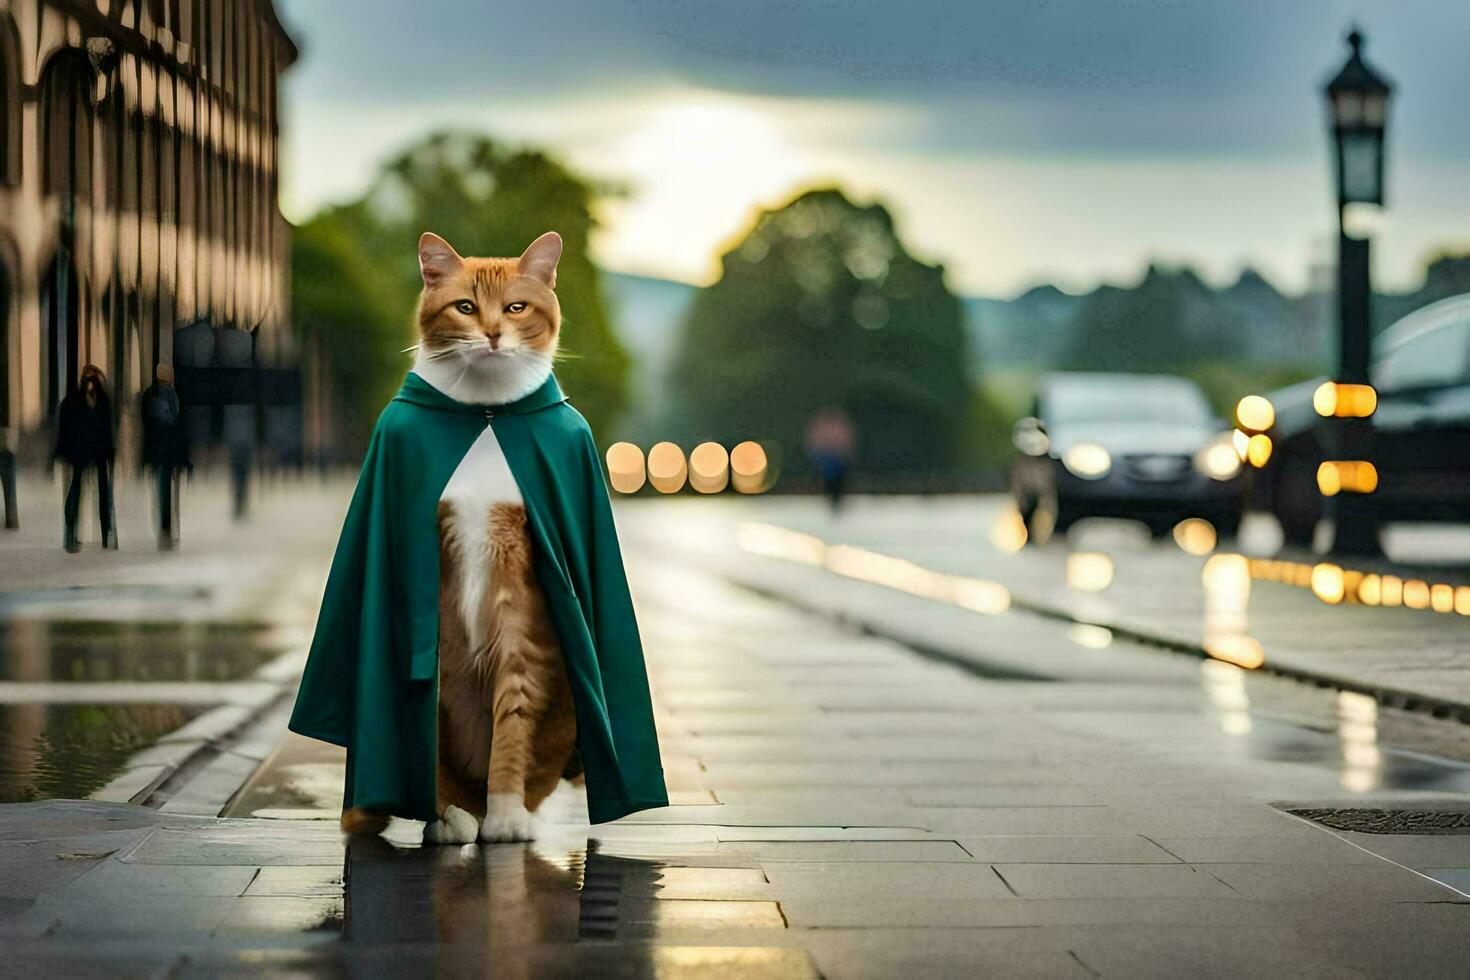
[418,232,463,288]
[518,232,563,288]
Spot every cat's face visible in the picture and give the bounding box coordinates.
[416,231,563,367]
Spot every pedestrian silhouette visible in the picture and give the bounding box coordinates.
[804,406,857,514]
[54,364,117,552]
[0,426,17,530]
[140,363,190,550]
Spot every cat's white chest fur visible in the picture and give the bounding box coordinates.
[413,349,551,656]
[440,425,523,653]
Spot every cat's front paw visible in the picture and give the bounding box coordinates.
[424,804,479,845]
[480,792,536,842]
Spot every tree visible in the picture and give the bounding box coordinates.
[291,217,412,456]
[1060,264,1249,373]
[292,131,630,456]
[667,187,974,474]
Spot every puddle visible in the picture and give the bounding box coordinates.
[1202,661,1470,797]
[0,584,210,616]
[1241,717,1470,794]
[0,702,206,802]
[0,619,291,802]
[0,620,288,682]
[345,837,799,953]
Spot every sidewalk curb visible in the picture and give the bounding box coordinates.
[1001,592,1470,723]
[678,540,1470,724]
[89,649,301,811]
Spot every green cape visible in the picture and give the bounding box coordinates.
[288,372,667,824]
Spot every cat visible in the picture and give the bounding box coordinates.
[339,230,578,844]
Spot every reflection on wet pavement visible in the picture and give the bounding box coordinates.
[0,620,295,803]
[1199,659,1470,797]
[0,702,203,802]
[343,833,809,978]
[0,621,291,683]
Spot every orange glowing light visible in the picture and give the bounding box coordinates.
[1173,518,1217,556]
[647,442,688,493]
[1311,563,1346,604]
[1235,395,1276,433]
[1317,460,1378,496]
[1313,381,1378,418]
[1402,579,1431,610]
[1204,634,1266,670]
[1380,575,1403,607]
[990,507,1029,553]
[1431,583,1455,614]
[604,442,647,494]
[1246,434,1273,468]
[729,440,770,494]
[688,441,730,494]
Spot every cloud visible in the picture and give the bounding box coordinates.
[275,0,1470,293]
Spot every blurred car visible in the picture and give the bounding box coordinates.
[1258,293,1470,545]
[1010,372,1244,539]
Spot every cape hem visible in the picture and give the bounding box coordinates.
[587,795,670,825]
[286,722,347,749]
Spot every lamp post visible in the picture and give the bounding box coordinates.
[1321,28,1391,556]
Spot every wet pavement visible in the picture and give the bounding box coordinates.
[0,478,345,812]
[4,492,1470,975]
[646,494,1470,713]
[2,493,1470,975]
[0,620,307,805]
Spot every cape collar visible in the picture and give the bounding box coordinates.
[393,371,567,416]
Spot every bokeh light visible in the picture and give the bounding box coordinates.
[1311,563,1345,604]
[1232,428,1250,460]
[1068,623,1114,650]
[647,442,688,493]
[1235,395,1276,433]
[1314,382,1378,418]
[1066,552,1114,592]
[1172,518,1217,556]
[730,440,770,494]
[1203,634,1265,670]
[605,442,647,494]
[1431,583,1455,614]
[1316,460,1378,496]
[1246,433,1273,468]
[689,441,730,493]
[990,506,1029,553]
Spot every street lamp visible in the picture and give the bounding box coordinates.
[1326,29,1390,210]
[1321,27,1391,556]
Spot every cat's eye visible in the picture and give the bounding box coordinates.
[505,302,528,314]
[454,300,477,315]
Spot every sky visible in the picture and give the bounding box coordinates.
[273,0,1470,299]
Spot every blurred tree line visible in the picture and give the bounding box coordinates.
[291,132,629,457]
[666,188,1005,483]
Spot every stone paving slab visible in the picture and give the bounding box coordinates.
[637,495,1470,715]
[5,523,1470,975]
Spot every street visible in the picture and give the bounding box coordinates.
[2,487,1470,976]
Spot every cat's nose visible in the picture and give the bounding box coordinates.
[486,331,502,349]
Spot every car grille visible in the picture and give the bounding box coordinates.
[1120,454,1192,482]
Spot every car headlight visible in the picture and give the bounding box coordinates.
[1061,442,1111,479]
[1195,436,1242,481]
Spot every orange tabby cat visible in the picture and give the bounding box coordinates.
[340,231,578,843]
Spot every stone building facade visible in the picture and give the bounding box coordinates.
[0,0,295,455]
